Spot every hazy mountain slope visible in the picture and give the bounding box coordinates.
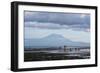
[25,34,90,48]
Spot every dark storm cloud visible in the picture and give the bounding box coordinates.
[24,11,90,31]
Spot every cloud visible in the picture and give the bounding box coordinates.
[24,11,90,24]
[25,21,90,32]
[24,11,90,32]
[25,21,69,29]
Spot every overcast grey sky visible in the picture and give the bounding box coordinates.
[24,11,90,43]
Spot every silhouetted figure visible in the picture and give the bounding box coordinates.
[64,45,67,52]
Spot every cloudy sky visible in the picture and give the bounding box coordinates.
[24,11,90,43]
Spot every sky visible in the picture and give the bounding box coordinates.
[24,11,90,43]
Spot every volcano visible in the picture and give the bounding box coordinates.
[25,34,90,49]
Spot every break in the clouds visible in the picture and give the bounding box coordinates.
[24,11,90,31]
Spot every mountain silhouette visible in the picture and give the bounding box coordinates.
[25,34,90,48]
